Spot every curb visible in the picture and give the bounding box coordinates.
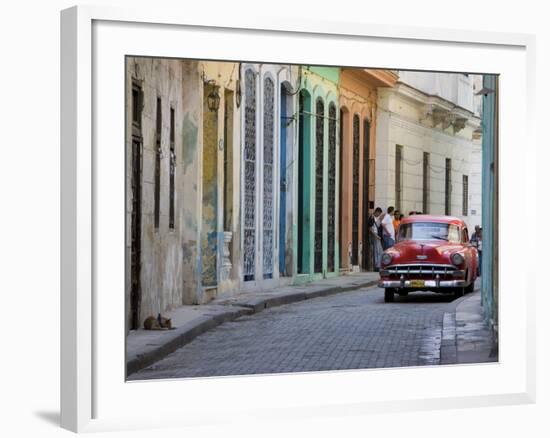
[127,279,378,377]
[126,306,253,377]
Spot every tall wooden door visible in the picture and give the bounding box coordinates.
[351,114,360,266]
[130,82,143,330]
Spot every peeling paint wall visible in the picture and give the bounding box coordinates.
[180,61,202,304]
[201,83,219,289]
[197,61,242,299]
[126,58,203,330]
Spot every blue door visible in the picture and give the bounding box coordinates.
[279,88,287,275]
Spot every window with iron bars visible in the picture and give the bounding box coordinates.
[154,97,161,229]
[423,152,430,214]
[395,145,403,212]
[462,174,468,216]
[169,107,175,229]
[445,158,452,216]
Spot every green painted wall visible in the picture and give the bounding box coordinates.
[307,66,340,85]
[293,67,340,283]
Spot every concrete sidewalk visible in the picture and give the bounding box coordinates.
[126,271,380,376]
[440,290,498,365]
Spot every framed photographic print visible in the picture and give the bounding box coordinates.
[61,4,536,433]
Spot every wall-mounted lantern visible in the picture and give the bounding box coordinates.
[206,80,221,112]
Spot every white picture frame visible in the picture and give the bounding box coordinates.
[61,5,536,433]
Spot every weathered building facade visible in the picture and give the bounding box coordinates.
[375,72,482,231]
[339,69,397,272]
[126,58,241,331]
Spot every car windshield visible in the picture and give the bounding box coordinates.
[397,222,461,243]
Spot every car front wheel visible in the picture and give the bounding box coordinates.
[384,288,395,303]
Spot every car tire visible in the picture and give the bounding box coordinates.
[384,288,395,303]
[397,290,408,297]
[465,281,474,293]
[454,287,465,299]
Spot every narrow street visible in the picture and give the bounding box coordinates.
[132,286,464,380]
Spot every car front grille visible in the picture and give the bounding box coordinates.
[383,264,458,279]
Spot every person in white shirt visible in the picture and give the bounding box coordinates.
[381,206,396,250]
[368,207,384,270]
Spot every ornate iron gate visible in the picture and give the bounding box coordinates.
[352,114,360,266]
[327,103,336,272]
[243,69,256,281]
[362,119,371,271]
[279,88,287,276]
[262,77,274,279]
[314,99,324,273]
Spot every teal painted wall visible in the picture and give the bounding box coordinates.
[481,74,496,326]
[307,66,340,84]
[293,67,340,283]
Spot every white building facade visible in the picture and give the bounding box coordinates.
[375,71,482,232]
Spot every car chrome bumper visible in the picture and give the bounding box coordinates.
[378,279,467,288]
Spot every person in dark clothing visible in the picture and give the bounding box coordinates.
[367,207,384,270]
[470,225,482,275]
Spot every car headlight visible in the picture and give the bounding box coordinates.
[381,253,393,266]
[451,253,464,266]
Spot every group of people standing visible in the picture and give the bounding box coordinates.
[367,206,406,271]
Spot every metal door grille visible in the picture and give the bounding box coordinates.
[362,119,370,271]
[327,103,336,272]
[314,99,324,273]
[352,114,360,266]
[338,108,344,269]
[262,77,274,279]
[243,69,256,281]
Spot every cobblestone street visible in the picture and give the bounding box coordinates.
[131,286,463,380]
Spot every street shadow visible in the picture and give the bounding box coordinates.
[392,291,456,304]
[34,410,59,427]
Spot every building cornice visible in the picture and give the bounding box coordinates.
[342,68,398,89]
[384,82,480,135]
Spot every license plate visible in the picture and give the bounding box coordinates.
[410,280,425,288]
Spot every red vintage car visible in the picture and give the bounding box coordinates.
[378,215,478,302]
